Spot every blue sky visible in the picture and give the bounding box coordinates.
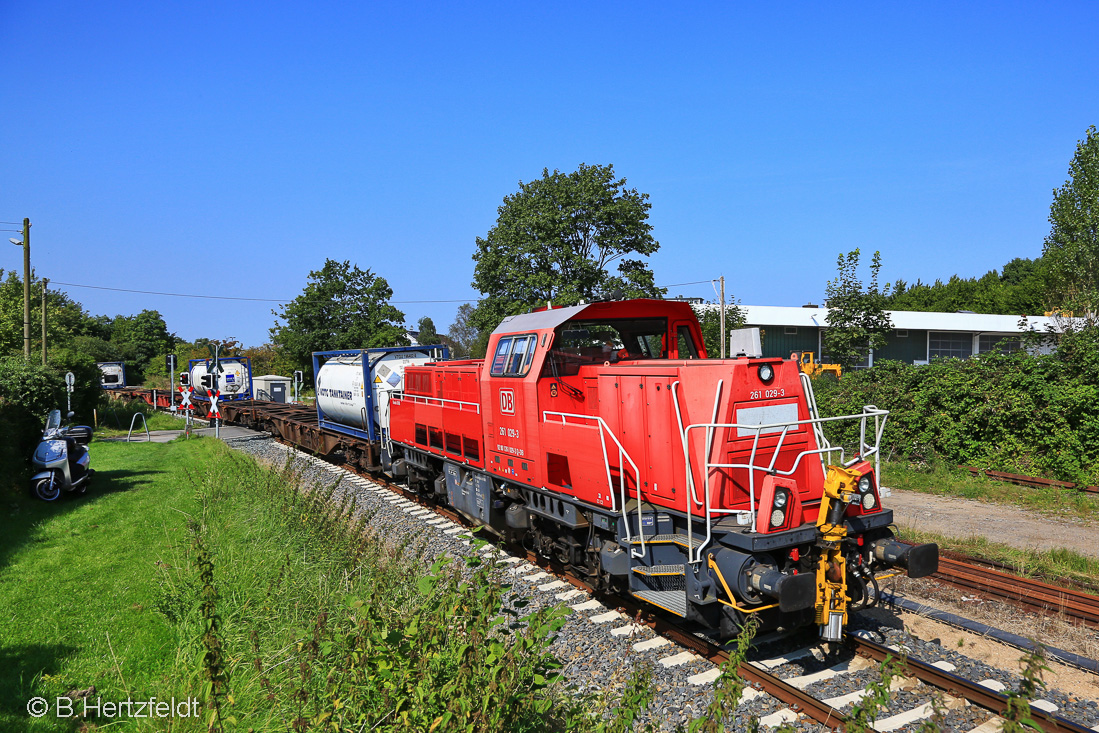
[4,2,1097,347]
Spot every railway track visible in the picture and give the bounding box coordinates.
[960,465,1099,495]
[120,396,1099,730]
[252,433,1099,732]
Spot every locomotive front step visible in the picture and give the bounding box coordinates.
[633,589,688,617]
[628,533,705,549]
[632,563,686,577]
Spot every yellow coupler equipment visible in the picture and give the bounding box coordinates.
[815,465,861,641]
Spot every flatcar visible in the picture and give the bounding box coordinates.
[377,298,937,640]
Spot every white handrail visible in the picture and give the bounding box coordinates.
[396,392,481,413]
[799,371,835,478]
[670,381,701,506]
[542,410,645,557]
[679,405,889,563]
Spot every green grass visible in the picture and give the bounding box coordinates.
[895,526,1099,589]
[0,437,220,730]
[0,437,657,732]
[883,457,1099,523]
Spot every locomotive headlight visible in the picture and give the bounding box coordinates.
[858,475,872,493]
[770,508,785,527]
[758,364,774,382]
[862,492,877,510]
[773,490,788,509]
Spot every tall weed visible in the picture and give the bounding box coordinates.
[160,444,654,731]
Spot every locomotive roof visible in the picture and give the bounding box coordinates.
[491,299,697,335]
[492,304,588,335]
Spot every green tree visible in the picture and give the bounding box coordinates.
[1043,125,1099,323]
[692,300,747,358]
[885,257,1047,315]
[822,249,893,370]
[0,272,106,357]
[270,259,408,376]
[470,163,664,335]
[110,309,176,376]
[446,302,483,359]
[416,316,439,346]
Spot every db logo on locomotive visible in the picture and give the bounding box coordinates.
[499,389,514,415]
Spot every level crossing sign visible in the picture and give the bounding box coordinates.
[208,389,221,419]
[179,385,193,410]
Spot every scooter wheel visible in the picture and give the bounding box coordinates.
[33,477,61,502]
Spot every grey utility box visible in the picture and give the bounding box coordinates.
[252,374,292,402]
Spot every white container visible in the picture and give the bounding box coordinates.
[97,362,126,389]
[316,349,436,436]
[191,359,251,396]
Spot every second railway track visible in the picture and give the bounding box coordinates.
[931,556,1099,629]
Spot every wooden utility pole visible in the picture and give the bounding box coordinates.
[41,278,48,365]
[21,218,30,359]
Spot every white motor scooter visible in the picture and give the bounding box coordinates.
[31,409,94,501]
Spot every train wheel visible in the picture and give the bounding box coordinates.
[719,606,750,640]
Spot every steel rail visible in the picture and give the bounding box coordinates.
[324,446,1099,733]
[959,465,1099,494]
[852,636,1094,733]
[574,591,851,730]
[273,440,854,731]
[932,557,1099,629]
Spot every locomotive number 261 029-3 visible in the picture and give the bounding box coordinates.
[749,388,785,400]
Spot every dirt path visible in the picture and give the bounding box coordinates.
[884,487,1099,559]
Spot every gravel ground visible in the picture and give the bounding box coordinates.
[222,433,1099,731]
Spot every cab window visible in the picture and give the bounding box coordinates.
[490,335,537,377]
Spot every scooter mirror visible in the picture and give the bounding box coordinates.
[67,411,75,419]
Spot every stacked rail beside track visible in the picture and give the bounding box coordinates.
[932,556,1099,629]
[960,465,1099,494]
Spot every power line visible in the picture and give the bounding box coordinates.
[50,281,286,301]
[47,277,716,306]
[662,279,713,288]
[48,280,474,305]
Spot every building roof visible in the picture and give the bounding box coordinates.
[730,304,1063,333]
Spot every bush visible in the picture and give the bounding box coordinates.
[0,357,67,494]
[814,329,1099,484]
[47,346,105,423]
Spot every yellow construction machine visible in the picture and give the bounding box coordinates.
[793,351,842,378]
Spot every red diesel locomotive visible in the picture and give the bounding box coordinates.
[386,298,937,640]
